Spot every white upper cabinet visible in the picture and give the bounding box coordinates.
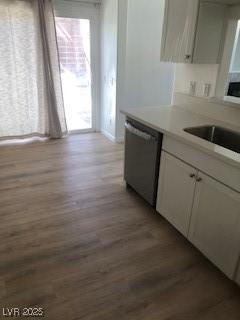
[193,2,226,64]
[189,173,240,279]
[161,0,226,64]
[161,0,199,63]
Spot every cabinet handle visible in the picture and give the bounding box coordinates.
[189,173,196,178]
[196,177,202,182]
[185,54,191,60]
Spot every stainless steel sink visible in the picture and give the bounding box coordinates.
[184,125,240,153]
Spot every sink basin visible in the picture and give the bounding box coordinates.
[184,126,240,153]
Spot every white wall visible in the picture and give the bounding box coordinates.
[114,0,174,140]
[115,0,128,140]
[174,64,219,97]
[100,0,118,140]
[123,0,174,108]
[101,0,174,141]
[229,4,240,19]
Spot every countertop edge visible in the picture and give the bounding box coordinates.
[121,109,240,169]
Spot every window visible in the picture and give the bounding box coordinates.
[227,21,240,98]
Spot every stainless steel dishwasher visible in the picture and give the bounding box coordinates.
[124,118,163,207]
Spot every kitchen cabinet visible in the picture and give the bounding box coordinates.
[156,152,197,237]
[161,0,199,63]
[192,1,226,64]
[157,149,240,280]
[161,0,226,64]
[189,172,240,278]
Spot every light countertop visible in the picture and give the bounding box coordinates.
[121,105,240,168]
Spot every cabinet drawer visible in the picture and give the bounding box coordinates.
[163,135,240,192]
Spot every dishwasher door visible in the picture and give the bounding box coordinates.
[124,118,162,207]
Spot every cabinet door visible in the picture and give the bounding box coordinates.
[161,0,199,63]
[156,152,197,237]
[189,173,240,279]
[193,2,226,64]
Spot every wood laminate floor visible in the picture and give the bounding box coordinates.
[0,133,239,320]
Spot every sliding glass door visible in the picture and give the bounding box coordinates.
[54,2,99,133]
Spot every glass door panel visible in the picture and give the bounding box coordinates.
[55,17,92,131]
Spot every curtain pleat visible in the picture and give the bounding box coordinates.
[0,0,67,140]
[35,0,67,138]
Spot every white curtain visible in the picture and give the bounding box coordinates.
[0,0,67,139]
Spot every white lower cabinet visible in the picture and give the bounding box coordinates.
[156,152,197,237]
[157,151,240,281]
[188,173,240,279]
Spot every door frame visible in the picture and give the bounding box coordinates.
[53,0,101,133]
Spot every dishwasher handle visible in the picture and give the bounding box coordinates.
[125,122,156,141]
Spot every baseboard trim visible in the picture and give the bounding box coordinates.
[115,136,124,144]
[101,130,116,143]
[101,130,124,144]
